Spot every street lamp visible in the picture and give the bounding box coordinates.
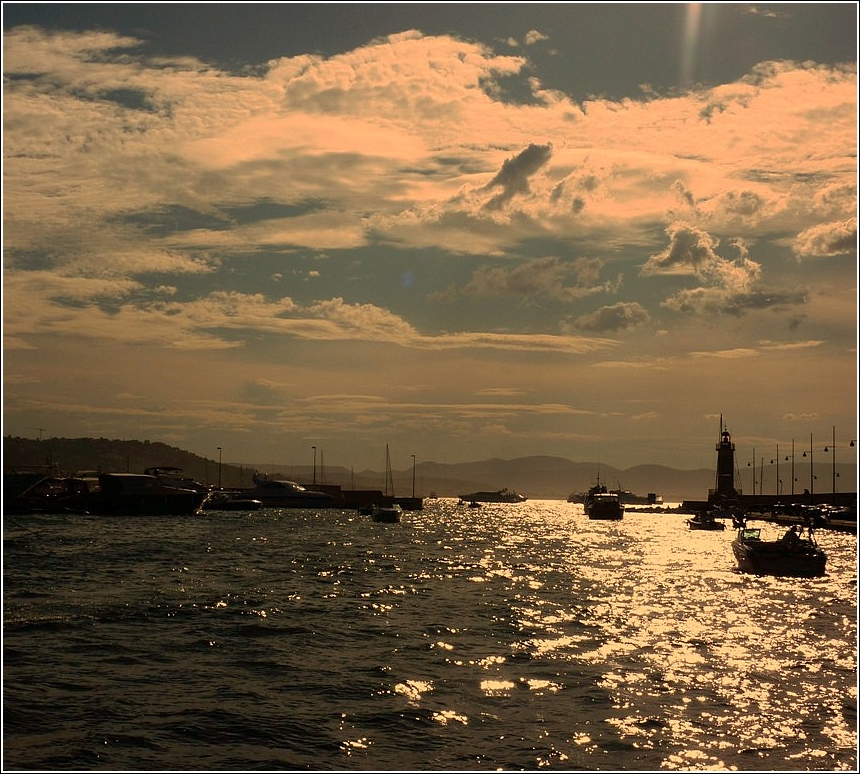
[747,446,757,496]
[312,446,317,485]
[770,444,780,496]
[217,446,222,490]
[784,438,795,496]
[411,454,416,498]
[802,432,814,497]
[823,425,836,501]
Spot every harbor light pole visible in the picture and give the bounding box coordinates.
[217,446,222,490]
[411,454,416,498]
[770,444,779,495]
[823,426,836,501]
[747,447,756,496]
[802,433,814,497]
[785,439,795,496]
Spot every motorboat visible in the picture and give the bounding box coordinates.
[585,491,624,520]
[144,466,209,494]
[687,512,726,530]
[370,503,402,523]
[248,473,334,508]
[458,488,527,503]
[583,473,623,520]
[5,471,209,515]
[731,521,826,577]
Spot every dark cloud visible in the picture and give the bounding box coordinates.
[572,301,650,332]
[641,222,720,274]
[661,286,807,316]
[483,143,552,210]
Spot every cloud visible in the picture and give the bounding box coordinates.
[524,30,549,46]
[689,339,823,359]
[482,143,553,210]
[457,256,612,301]
[1,22,855,470]
[638,223,808,317]
[641,222,728,276]
[570,302,651,333]
[793,218,857,258]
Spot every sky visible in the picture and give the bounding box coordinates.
[2,2,858,477]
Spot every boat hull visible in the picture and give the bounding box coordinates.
[587,509,623,520]
[250,494,334,508]
[459,489,527,503]
[731,538,826,577]
[5,473,211,516]
[246,475,335,508]
[203,497,264,511]
[688,517,726,530]
[370,505,401,522]
[585,492,624,520]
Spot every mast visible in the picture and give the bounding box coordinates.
[384,444,394,497]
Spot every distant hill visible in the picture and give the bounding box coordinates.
[4,436,856,502]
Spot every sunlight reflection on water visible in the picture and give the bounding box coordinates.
[3,500,856,771]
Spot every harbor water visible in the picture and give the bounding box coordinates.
[3,500,857,771]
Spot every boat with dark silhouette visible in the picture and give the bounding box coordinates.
[458,488,527,503]
[366,445,402,522]
[731,519,826,577]
[371,502,402,523]
[248,473,334,508]
[583,473,623,520]
[5,471,209,515]
[687,511,726,530]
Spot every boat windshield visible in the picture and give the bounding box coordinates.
[741,528,761,540]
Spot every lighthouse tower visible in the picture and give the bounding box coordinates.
[714,417,737,498]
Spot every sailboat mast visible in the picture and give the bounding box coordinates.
[384,444,394,497]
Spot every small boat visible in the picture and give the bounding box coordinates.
[371,503,402,523]
[363,445,403,522]
[458,488,527,503]
[248,473,334,508]
[687,511,726,530]
[583,473,623,520]
[731,520,826,578]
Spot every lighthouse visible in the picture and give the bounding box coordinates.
[714,417,737,498]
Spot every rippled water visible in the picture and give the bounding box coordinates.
[3,500,857,771]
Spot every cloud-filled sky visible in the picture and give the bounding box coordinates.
[2,3,857,477]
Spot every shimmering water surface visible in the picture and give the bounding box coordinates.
[3,500,857,771]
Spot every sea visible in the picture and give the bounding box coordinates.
[2,499,857,772]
